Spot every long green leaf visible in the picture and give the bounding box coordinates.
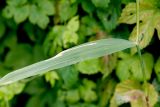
[0,38,136,86]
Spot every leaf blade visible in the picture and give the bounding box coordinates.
[0,38,136,85]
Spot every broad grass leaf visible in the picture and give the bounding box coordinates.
[0,38,135,85]
[119,1,160,53]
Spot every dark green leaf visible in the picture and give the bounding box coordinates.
[91,0,110,9]
[154,57,160,82]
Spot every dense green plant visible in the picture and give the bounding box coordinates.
[0,0,160,107]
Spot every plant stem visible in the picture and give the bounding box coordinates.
[5,98,10,107]
[136,0,140,44]
[136,45,146,84]
[136,1,149,105]
[136,0,147,83]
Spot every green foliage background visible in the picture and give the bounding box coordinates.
[0,0,160,107]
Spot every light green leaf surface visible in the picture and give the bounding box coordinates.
[0,38,136,85]
[110,80,158,107]
[119,0,160,53]
[116,53,154,81]
[45,71,59,87]
[67,16,79,32]
[79,79,97,102]
[77,58,101,74]
[14,5,30,23]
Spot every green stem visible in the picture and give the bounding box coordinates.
[136,0,147,83]
[136,45,147,84]
[5,98,10,107]
[136,0,140,44]
[136,1,148,98]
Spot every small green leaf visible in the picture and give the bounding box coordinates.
[38,0,55,15]
[0,82,25,100]
[57,66,78,89]
[97,0,121,32]
[62,31,78,48]
[66,89,80,104]
[77,58,101,74]
[37,13,49,29]
[29,5,49,29]
[79,16,101,36]
[59,0,77,22]
[2,6,15,18]
[79,79,97,102]
[116,53,154,81]
[4,44,32,69]
[81,0,95,14]
[91,0,110,9]
[45,71,59,87]
[29,5,39,24]
[0,38,136,85]
[14,5,30,23]
[67,16,79,32]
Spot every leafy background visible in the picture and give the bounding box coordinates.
[0,0,160,107]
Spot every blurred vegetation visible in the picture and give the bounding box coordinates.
[0,0,160,107]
